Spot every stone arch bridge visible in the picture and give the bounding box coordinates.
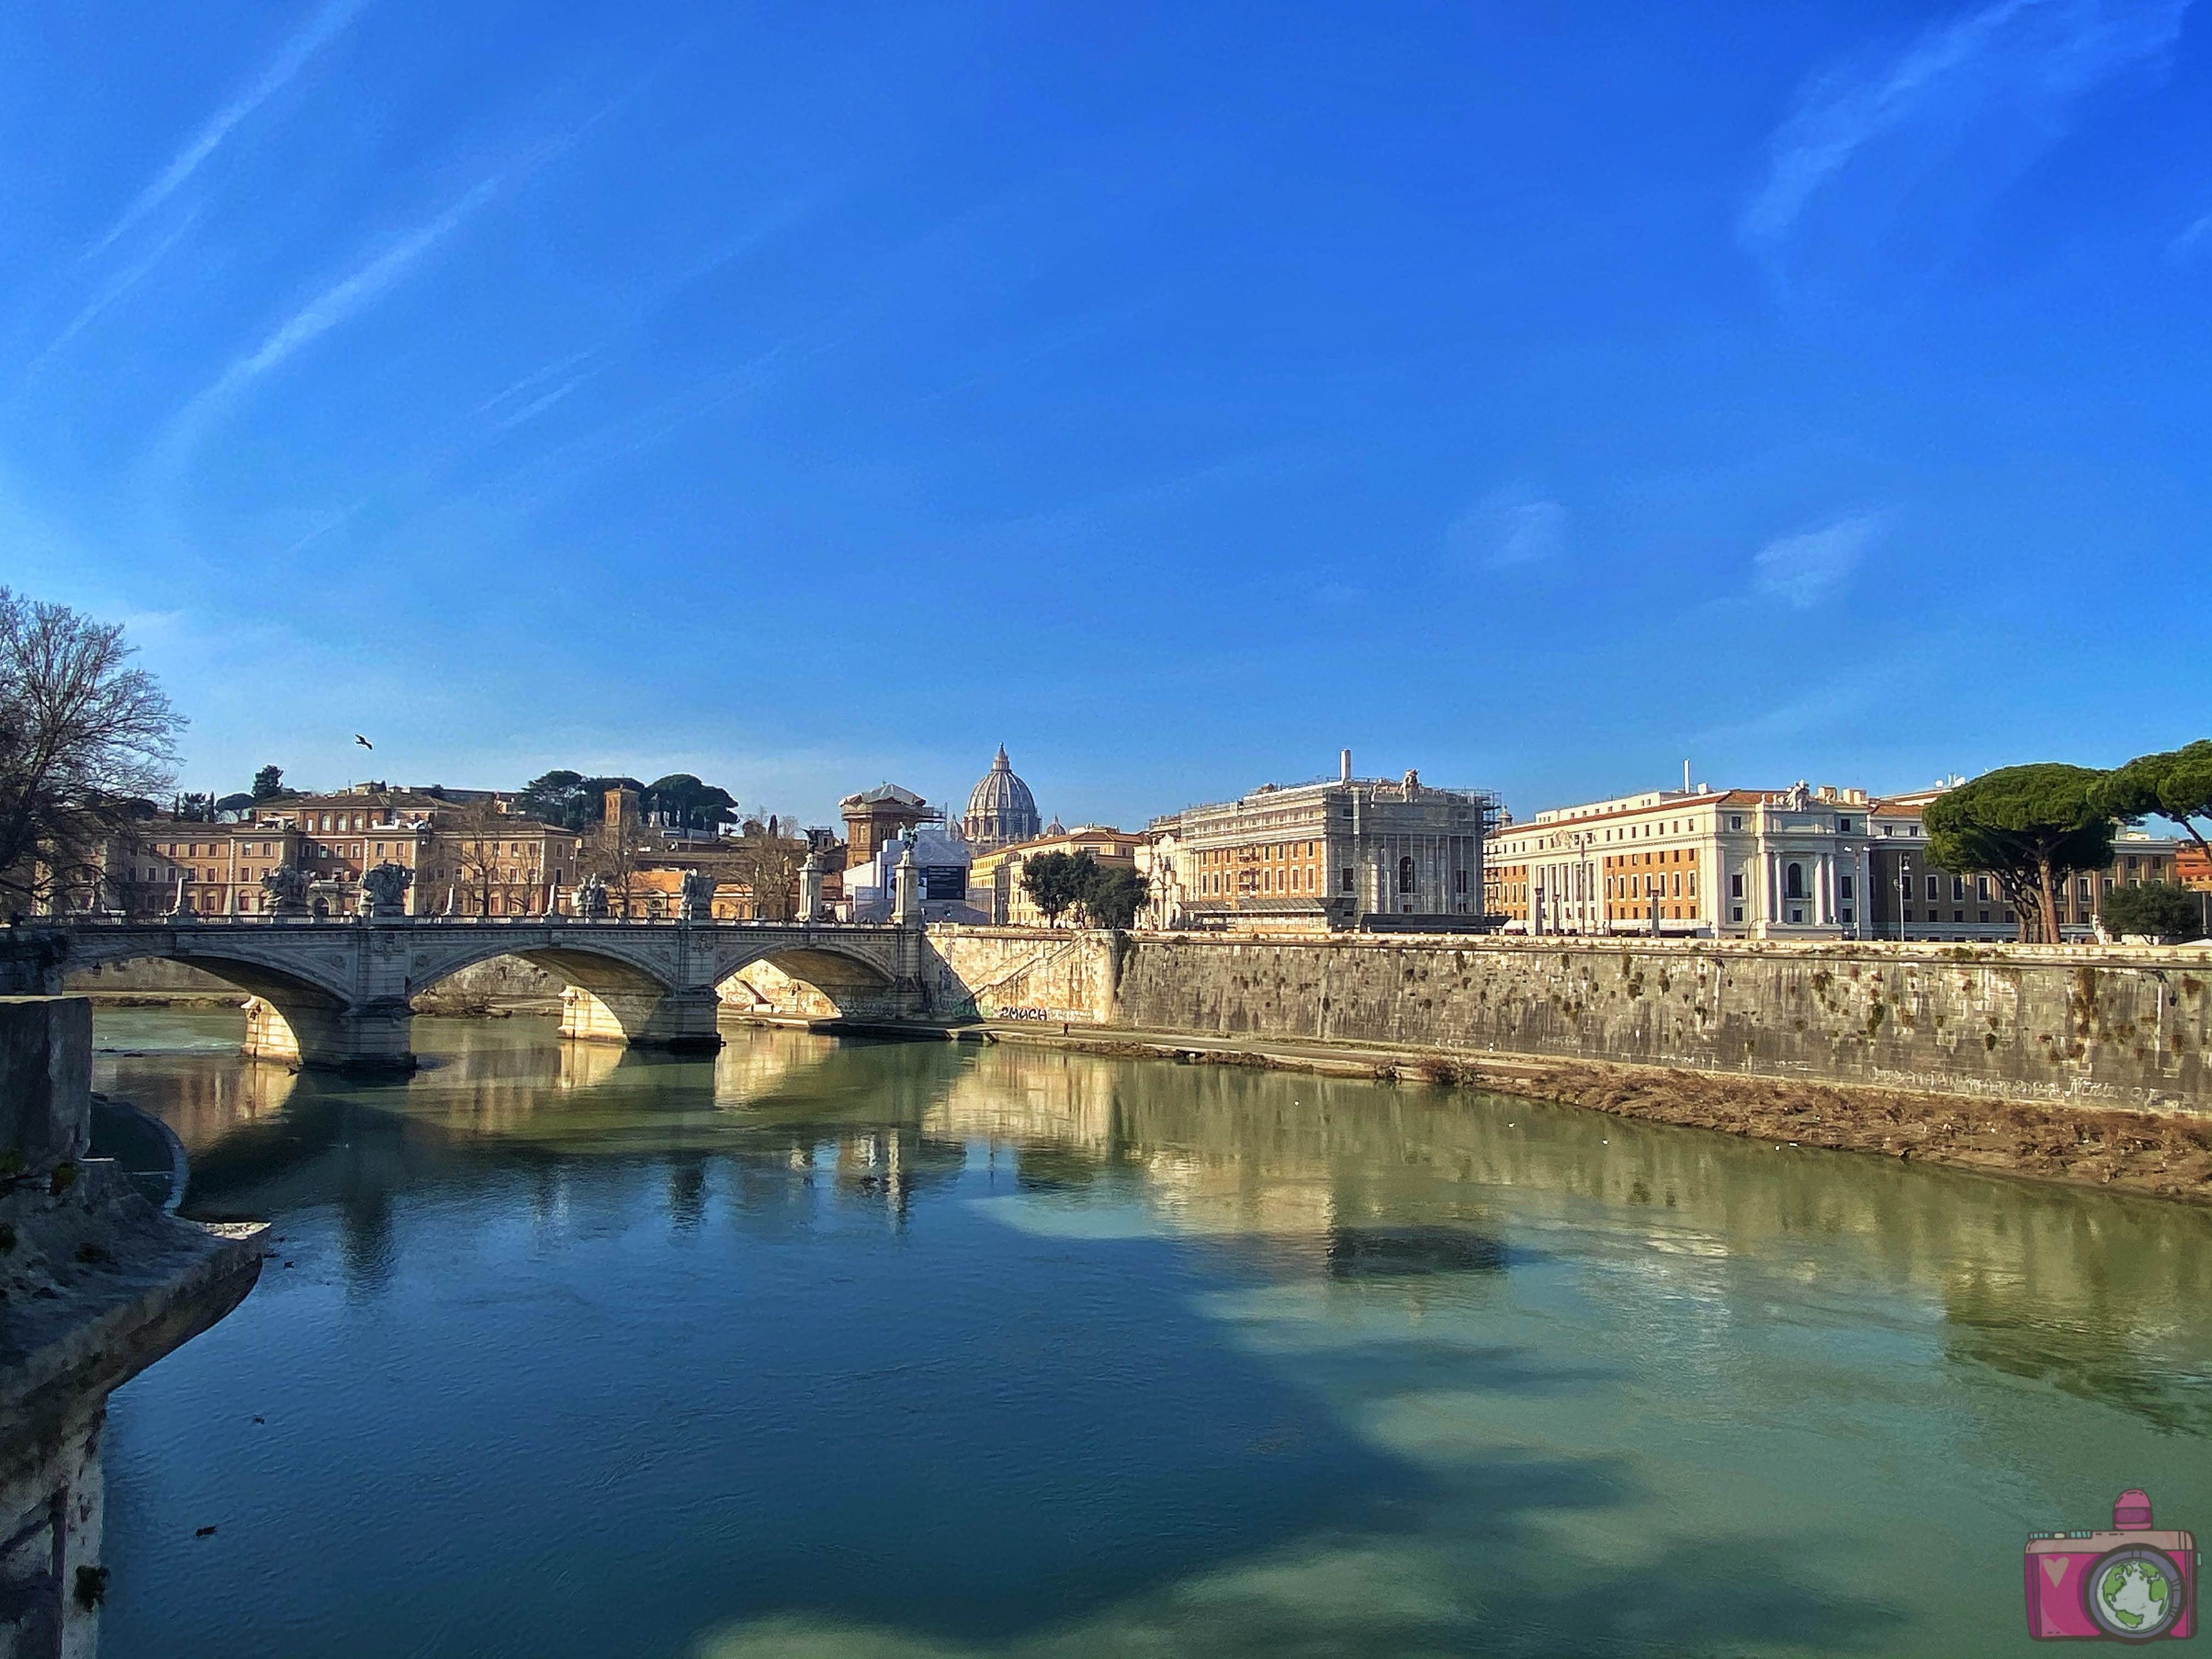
[3,917,925,1069]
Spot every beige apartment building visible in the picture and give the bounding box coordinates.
[77,787,581,917]
[1162,752,1496,933]
[259,788,581,917]
[1486,777,2191,943]
[77,820,304,917]
[1487,781,1879,939]
[968,825,1144,926]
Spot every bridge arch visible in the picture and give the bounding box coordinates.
[715,943,905,1024]
[60,937,376,1068]
[398,936,710,1050]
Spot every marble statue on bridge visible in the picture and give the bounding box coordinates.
[260,864,310,917]
[359,861,413,918]
[680,870,716,922]
[573,873,610,920]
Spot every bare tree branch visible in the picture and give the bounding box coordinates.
[0,587,183,910]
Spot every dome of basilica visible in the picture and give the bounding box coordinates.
[962,746,1042,850]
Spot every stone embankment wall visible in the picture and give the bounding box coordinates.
[922,928,2211,1113]
[924,929,1119,1028]
[407,956,563,1013]
[61,957,239,999]
[2,997,265,1658]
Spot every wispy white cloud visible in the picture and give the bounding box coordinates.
[1689,678,1881,748]
[1447,487,1567,569]
[488,372,595,433]
[26,213,201,373]
[1752,514,1886,608]
[464,351,787,518]
[95,0,369,254]
[470,349,599,419]
[2169,208,2212,261]
[1742,0,2189,279]
[166,177,499,445]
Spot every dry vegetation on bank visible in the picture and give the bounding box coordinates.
[1411,1056,2212,1204]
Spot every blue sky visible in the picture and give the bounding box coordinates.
[4,1,2208,831]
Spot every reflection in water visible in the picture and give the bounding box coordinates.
[91,1010,2212,1659]
[1324,1226,1510,1279]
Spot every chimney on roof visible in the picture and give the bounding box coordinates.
[1340,748,1352,783]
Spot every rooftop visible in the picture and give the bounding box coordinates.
[840,782,930,811]
[1524,783,1871,827]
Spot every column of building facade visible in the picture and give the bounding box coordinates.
[1762,817,1780,938]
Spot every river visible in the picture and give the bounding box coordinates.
[90,1008,2212,1657]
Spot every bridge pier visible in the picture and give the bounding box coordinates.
[242,995,416,1072]
[557,986,725,1053]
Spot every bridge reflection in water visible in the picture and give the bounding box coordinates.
[88,1005,2212,1659]
[98,1007,2212,1440]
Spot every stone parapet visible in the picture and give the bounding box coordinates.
[0,997,92,1173]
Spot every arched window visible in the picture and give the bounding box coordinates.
[1398,856,1416,894]
[1785,862,1805,900]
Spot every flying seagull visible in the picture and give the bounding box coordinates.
[354,734,374,749]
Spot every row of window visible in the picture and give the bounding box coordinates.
[1608,872,1699,899]
[1198,860,1470,901]
[1606,848,1697,868]
[1514,811,1866,851]
[1199,841,1320,865]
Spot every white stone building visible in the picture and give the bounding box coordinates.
[1487,781,1881,940]
[1160,751,1497,933]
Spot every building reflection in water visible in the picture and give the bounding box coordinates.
[86,1006,2212,1430]
[925,1041,2212,1430]
[667,1156,708,1232]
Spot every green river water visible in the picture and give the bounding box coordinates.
[87,1008,2212,1657]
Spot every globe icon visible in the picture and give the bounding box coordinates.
[2089,1548,2185,1639]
